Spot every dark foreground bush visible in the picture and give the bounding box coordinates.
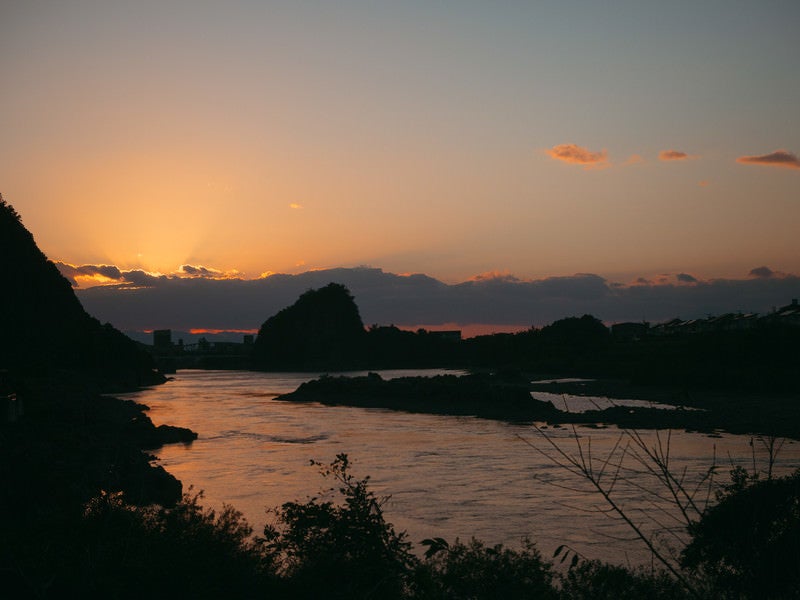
[559,560,690,600]
[260,453,416,599]
[412,537,557,600]
[55,490,273,598]
[682,467,800,599]
[10,450,797,599]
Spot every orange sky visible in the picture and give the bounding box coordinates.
[2,2,799,289]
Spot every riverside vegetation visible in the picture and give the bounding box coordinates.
[7,450,796,598]
[3,195,799,598]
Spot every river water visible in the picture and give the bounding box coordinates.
[120,369,799,566]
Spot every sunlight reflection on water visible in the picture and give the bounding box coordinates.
[120,370,800,566]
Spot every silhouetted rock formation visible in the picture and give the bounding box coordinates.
[0,195,163,388]
[278,372,561,422]
[252,282,366,370]
[280,372,800,439]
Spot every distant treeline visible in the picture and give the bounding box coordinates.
[251,283,800,394]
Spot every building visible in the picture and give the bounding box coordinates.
[153,329,173,349]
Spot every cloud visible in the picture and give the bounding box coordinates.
[749,266,774,279]
[748,265,790,280]
[180,264,218,277]
[178,264,240,279]
[122,270,168,287]
[55,261,245,288]
[736,149,800,170]
[659,150,695,161]
[289,203,304,209]
[74,265,800,334]
[54,261,124,287]
[468,270,520,283]
[546,143,608,169]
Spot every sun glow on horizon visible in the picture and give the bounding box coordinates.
[188,328,259,335]
[4,2,800,290]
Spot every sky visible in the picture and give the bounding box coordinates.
[2,1,799,331]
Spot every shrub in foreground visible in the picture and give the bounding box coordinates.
[412,537,557,599]
[682,467,800,599]
[260,453,416,599]
[558,560,690,600]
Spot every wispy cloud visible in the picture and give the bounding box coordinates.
[659,150,695,161]
[289,203,304,209]
[623,154,646,166]
[546,143,608,169]
[736,149,800,170]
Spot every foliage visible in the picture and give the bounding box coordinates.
[260,453,416,598]
[73,489,270,598]
[681,468,800,599]
[558,560,690,600]
[526,412,800,599]
[8,435,800,599]
[523,425,715,595]
[4,489,273,598]
[412,537,557,600]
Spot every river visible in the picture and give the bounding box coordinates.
[119,369,799,566]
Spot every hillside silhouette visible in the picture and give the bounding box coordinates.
[1,196,196,595]
[0,195,162,388]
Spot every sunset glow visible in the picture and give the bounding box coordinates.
[188,329,259,336]
[2,1,799,331]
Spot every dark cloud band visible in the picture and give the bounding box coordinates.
[74,266,800,333]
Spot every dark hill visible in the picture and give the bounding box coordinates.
[252,282,366,370]
[0,195,162,388]
[1,196,195,595]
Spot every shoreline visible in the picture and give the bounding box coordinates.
[277,371,800,441]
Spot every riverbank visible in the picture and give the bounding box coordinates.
[1,375,198,595]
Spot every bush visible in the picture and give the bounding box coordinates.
[681,468,800,599]
[413,537,557,600]
[260,454,416,599]
[60,490,271,598]
[558,560,689,600]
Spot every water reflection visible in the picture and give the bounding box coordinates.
[529,390,700,413]
[120,370,799,565]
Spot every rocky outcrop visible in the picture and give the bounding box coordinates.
[252,282,366,370]
[277,372,561,422]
